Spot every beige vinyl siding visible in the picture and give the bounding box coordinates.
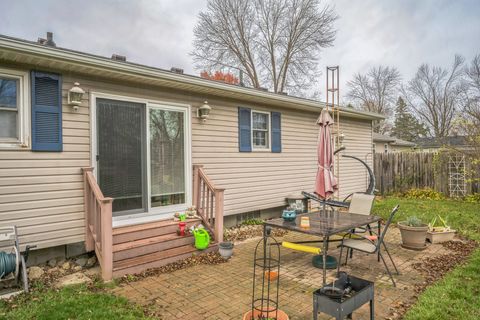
[193,105,373,215]
[0,66,373,250]
[0,69,89,250]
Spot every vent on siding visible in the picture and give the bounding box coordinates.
[35,77,60,106]
[35,112,60,143]
[111,54,127,62]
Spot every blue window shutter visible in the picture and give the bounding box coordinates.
[271,112,281,153]
[31,71,62,151]
[238,107,252,152]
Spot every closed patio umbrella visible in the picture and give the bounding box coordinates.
[315,108,338,199]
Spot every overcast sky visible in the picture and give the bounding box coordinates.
[1,0,479,102]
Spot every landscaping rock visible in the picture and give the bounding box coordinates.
[47,267,59,274]
[28,266,44,280]
[73,265,82,272]
[56,272,92,288]
[56,259,66,267]
[75,257,88,267]
[47,258,57,268]
[85,266,101,277]
[61,261,71,270]
[86,256,97,267]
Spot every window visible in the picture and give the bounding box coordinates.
[0,68,29,148]
[251,111,270,150]
[384,144,388,153]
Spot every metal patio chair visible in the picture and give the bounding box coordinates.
[337,205,400,287]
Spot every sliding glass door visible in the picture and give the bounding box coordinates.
[96,97,190,218]
[149,107,186,208]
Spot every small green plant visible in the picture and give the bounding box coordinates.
[464,193,480,203]
[241,218,264,226]
[405,216,423,227]
[404,188,445,200]
[428,215,451,232]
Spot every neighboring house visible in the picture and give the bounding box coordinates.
[0,33,382,280]
[373,133,416,153]
[415,136,471,152]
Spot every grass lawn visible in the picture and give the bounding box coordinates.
[0,284,151,320]
[374,197,480,320]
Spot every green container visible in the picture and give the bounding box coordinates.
[193,228,210,250]
[312,255,338,269]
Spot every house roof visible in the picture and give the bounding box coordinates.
[373,133,416,147]
[415,136,469,148]
[0,34,384,121]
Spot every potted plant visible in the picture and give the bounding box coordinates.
[427,215,456,243]
[218,241,234,260]
[398,216,428,250]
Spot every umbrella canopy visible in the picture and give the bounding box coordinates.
[315,109,338,199]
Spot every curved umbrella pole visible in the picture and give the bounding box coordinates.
[341,154,376,195]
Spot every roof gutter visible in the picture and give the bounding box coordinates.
[0,35,384,121]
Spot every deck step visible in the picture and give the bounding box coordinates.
[113,233,195,262]
[113,218,201,244]
[112,243,218,278]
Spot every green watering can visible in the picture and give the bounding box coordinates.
[193,228,210,250]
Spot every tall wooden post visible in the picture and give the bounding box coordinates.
[214,189,225,243]
[193,165,203,209]
[82,167,95,252]
[101,198,113,281]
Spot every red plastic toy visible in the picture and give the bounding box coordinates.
[177,222,187,236]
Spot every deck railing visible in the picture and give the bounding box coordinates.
[192,165,225,243]
[82,168,113,281]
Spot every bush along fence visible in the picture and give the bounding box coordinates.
[374,151,480,197]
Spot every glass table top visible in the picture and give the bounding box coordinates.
[264,211,381,237]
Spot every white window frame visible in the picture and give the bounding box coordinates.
[251,110,271,151]
[90,92,192,227]
[0,68,30,149]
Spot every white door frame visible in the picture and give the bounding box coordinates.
[90,92,192,227]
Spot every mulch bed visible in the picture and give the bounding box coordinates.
[118,251,228,284]
[388,239,478,319]
[224,224,288,242]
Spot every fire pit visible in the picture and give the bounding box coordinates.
[313,274,374,320]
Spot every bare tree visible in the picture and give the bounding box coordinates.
[191,0,337,95]
[403,55,466,138]
[464,54,480,123]
[346,66,401,133]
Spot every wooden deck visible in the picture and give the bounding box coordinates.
[112,218,217,278]
[83,166,224,281]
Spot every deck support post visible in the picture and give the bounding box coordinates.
[82,167,95,252]
[214,189,225,243]
[100,198,113,281]
[193,165,203,210]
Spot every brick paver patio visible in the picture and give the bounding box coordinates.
[112,228,451,319]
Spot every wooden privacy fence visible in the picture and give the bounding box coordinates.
[374,152,478,196]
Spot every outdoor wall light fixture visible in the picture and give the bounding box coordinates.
[197,100,211,122]
[68,82,85,111]
[339,132,346,146]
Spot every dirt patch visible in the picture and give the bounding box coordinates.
[388,239,478,319]
[224,224,288,242]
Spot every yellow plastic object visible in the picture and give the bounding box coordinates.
[282,241,321,254]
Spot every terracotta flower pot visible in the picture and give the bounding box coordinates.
[427,230,456,243]
[242,308,289,320]
[264,270,279,281]
[398,222,428,250]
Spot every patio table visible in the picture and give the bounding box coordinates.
[264,211,382,286]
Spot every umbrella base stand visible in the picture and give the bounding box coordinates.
[312,255,337,269]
